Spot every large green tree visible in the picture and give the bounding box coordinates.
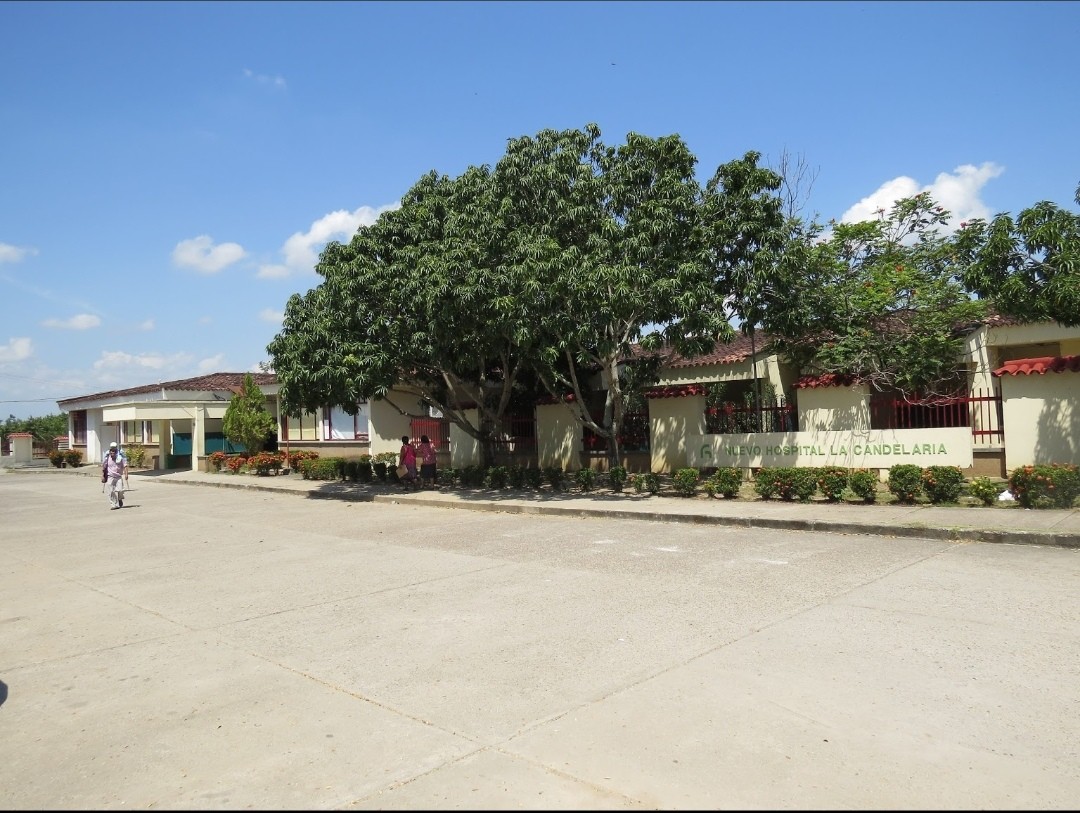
[268,167,538,465]
[489,124,723,462]
[222,373,276,454]
[954,183,1080,327]
[765,193,987,397]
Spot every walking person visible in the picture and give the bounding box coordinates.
[398,435,419,491]
[417,434,437,489]
[101,441,128,510]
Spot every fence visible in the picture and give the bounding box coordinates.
[705,398,798,434]
[869,388,1004,447]
[582,411,651,454]
[410,417,451,452]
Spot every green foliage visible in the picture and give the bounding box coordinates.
[672,468,700,497]
[755,467,817,501]
[922,466,964,504]
[63,448,83,467]
[301,456,341,481]
[631,472,660,494]
[543,466,566,491]
[955,190,1080,327]
[848,470,879,503]
[888,464,924,504]
[507,465,528,489]
[48,449,65,467]
[575,467,597,492]
[607,465,628,493]
[817,466,849,502]
[485,466,509,489]
[287,449,319,469]
[967,476,1002,506]
[525,467,544,489]
[250,451,285,476]
[1008,464,1080,508]
[267,125,790,467]
[222,373,276,455]
[707,467,743,498]
[123,443,146,468]
[441,467,461,487]
[768,194,986,397]
[356,456,374,482]
[2,413,67,447]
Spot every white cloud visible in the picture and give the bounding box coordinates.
[0,337,33,362]
[138,319,155,331]
[172,235,247,274]
[259,307,284,323]
[243,68,287,90]
[0,243,38,264]
[840,162,1004,231]
[257,204,399,279]
[93,350,194,371]
[197,354,225,373]
[41,313,101,330]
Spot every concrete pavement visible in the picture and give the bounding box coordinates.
[1,468,1078,809]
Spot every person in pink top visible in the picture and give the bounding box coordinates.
[417,434,437,489]
[398,435,419,490]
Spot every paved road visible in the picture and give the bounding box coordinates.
[2,473,1078,809]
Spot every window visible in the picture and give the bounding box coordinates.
[284,411,320,441]
[72,410,87,444]
[327,404,369,440]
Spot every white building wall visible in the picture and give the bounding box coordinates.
[999,372,1080,470]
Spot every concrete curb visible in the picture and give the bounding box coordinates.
[370,494,1080,549]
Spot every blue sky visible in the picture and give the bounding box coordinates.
[2,0,1077,418]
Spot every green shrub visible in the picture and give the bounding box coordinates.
[708,467,743,499]
[576,467,597,492]
[356,455,374,483]
[754,468,817,501]
[847,469,878,503]
[460,465,486,487]
[888,464,924,504]
[543,466,566,491]
[485,466,509,489]
[63,448,84,467]
[631,472,660,494]
[507,465,527,489]
[817,466,849,502]
[672,468,700,497]
[922,465,964,504]
[1008,464,1080,508]
[301,456,341,480]
[48,449,65,468]
[753,468,781,499]
[607,465,628,493]
[966,476,1001,506]
[525,467,544,489]
[251,451,284,476]
[442,467,461,487]
[122,443,145,468]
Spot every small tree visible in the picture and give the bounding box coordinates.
[222,374,276,455]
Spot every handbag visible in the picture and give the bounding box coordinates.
[396,464,408,479]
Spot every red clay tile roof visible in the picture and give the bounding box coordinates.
[992,355,1080,377]
[644,384,710,399]
[649,333,775,370]
[793,373,863,389]
[57,372,277,405]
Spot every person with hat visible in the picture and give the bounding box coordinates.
[101,442,128,509]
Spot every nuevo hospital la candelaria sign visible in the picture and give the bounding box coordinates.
[687,428,973,469]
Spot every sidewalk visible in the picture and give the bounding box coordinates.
[21,464,1080,549]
